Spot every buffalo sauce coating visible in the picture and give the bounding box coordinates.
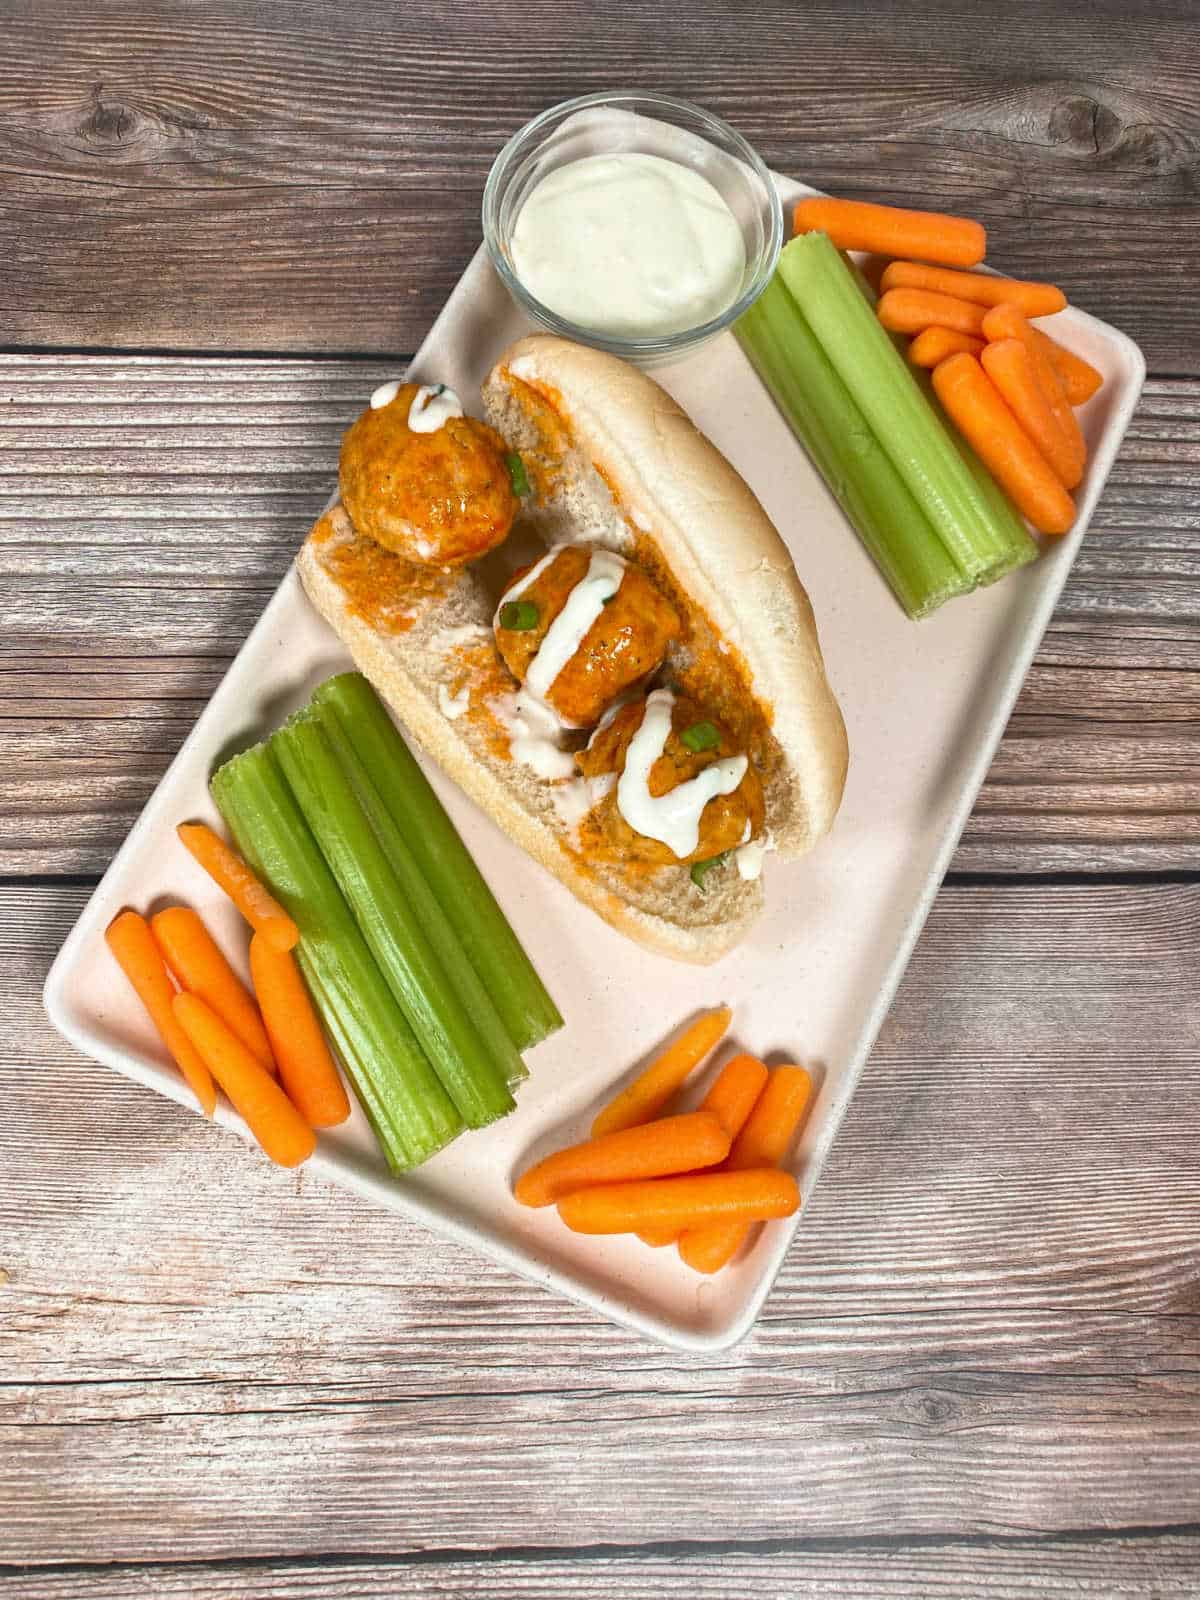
[576,695,764,866]
[495,545,682,727]
[497,370,775,762]
[324,526,459,635]
[338,384,517,566]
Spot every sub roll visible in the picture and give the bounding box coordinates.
[297,335,848,962]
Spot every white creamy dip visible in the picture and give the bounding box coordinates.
[510,152,746,338]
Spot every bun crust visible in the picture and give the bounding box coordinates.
[297,335,848,963]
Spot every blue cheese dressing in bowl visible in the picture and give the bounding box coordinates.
[483,93,783,365]
[509,153,747,340]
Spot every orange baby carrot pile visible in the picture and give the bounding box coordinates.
[173,993,316,1168]
[151,906,276,1074]
[105,910,217,1117]
[932,353,1077,536]
[789,190,1105,534]
[106,887,352,1168]
[678,1065,814,1275]
[513,1017,814,1275]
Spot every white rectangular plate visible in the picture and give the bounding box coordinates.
[44,174,1145,1350]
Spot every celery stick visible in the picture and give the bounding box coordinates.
[777,232,1039,583]
[211,743,462,1171]
[845,252,1039,588]
[312,673,562,1050]
[317,703,527,1088]
[736,274,968,618]
[272,711,516,1129]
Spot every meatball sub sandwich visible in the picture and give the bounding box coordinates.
[299,335,848,963]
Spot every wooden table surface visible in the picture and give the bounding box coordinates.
[3,2,1198,1594]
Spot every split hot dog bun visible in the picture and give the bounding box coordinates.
[298,334,848,963]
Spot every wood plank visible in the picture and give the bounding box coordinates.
[2,358,1197,873]
[1,0,1198,369]
[4,881,1199,1561]
[6,1536,1200,1599]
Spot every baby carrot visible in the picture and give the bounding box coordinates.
[932,353,1076,536]
[104,910,217,1116]
[982,302,1103,405]
[793,197,986,267]
[981,340,1084,490]
[177,822,299,952]
[678,1064,814,1275]
[591,1007,732,1138]
[249,931,350,1128]
[908,327,986,367]
[701,1052,770,1140]
[633,1054,769,1246]
[151,906,276,1073]
[558,1170,800,1236]
[514,1110,730,1209]
[982,304,1087,482]
[1037,330,1103,406]
[881,261,1066,318]
[877,287,987,338]
[173,993,316,1168]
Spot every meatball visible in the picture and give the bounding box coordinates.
[339,383,518,566]
[576,693,764,866]
[494,545,681,727]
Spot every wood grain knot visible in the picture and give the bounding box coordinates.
[79,97,139,147]
[1048,96,1124,156]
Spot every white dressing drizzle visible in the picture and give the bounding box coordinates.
[617,689,747,860]
[369,378,405,410]
[735,835,768,880]
[525,550,626,703]
[494,545,561,622]
[552,770,616,830]
[491,688,577,781]
[407,384,464,434]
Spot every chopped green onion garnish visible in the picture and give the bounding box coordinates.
[499,599,539,631]
[690,851,730,889]
[680,720,721,753]
[506,451,531,498]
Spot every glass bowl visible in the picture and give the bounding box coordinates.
[482,91,784,367]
